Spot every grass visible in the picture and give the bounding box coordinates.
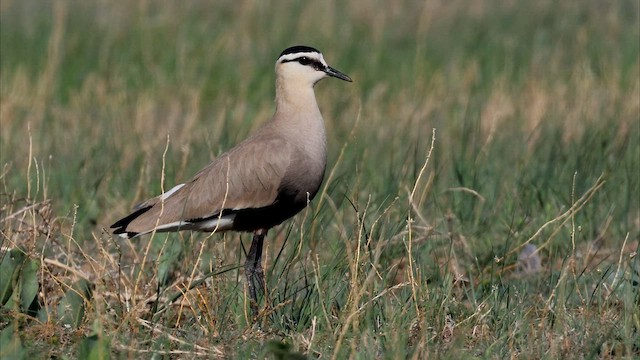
[1,0,639,358]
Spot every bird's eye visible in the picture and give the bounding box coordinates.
[298,57,312,65]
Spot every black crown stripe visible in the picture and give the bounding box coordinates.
[279,45,320,58]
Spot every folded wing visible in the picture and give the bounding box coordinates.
[111,134,292,237]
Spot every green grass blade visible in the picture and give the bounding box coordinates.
[19,258,40,315]
[0,324,26,360]
[0,249,25,307]
[77,333,110,360]
[57,279,93,329]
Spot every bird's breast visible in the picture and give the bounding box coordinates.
[281,146,326,205]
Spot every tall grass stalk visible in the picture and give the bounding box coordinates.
[1,0,638,358]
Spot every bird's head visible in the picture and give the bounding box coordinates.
[275,45,352,87]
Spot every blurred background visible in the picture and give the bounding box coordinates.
[1,0,638,358]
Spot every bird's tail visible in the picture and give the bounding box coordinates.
[110,206,152,239]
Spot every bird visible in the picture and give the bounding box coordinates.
[110,45,352,318]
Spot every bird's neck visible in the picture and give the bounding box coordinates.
[275,78,320,115]
[273,77,327,161]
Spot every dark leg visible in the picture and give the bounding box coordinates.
[245,230,266,318]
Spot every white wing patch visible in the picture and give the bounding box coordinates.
[161,183,186,200]
[190,215,236,232]
[120,213,237,238]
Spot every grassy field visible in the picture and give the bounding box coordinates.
[1,0,639,358]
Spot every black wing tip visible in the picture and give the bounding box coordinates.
[110,205,152,238]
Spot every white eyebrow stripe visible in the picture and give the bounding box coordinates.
[278,52,326,65]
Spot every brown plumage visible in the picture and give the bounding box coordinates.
[110,45,351,317]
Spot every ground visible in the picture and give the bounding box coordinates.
[1,0,638,358]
